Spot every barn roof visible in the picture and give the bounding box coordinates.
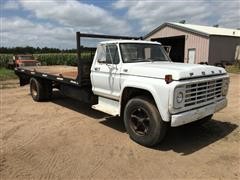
[144,22,240,38]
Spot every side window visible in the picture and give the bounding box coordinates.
[106,44,120,64]
[96,45,106,63]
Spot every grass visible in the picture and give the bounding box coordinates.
[0,68,17,81]
[225,65,240,74]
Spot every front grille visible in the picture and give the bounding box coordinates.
[184,79,223,107]
[24,62,37,66]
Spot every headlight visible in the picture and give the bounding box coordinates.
[222,78,229,96]
[174,87,185,108]
[176,92,184,103]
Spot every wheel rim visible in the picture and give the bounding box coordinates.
[129,107,150,136]
[31,81,37,97]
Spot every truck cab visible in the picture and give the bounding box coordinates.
[8,54,41,69]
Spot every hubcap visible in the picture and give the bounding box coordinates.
[129,107,150,136]
[31,82,37,97]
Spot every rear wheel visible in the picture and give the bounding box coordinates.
[30,78,52,101]
[124,96,167,147]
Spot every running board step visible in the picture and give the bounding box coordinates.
[92,97,119,116]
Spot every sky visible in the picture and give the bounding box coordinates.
[1,0,240,49]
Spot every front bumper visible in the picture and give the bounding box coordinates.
[170,99,227,127]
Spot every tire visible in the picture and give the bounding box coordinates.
[124,96,168,147]
[43,80,52,100]
[30,78,52,101]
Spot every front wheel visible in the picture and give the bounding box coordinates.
[124,96,168,147]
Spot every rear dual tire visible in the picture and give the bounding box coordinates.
[30,78,52,101]
[124,96,167,147]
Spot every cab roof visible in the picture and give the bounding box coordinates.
[99,39,161,45]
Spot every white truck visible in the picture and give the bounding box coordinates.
[15,33,229,147]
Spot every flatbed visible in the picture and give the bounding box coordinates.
[22,65,78,79]
[15,65,86,87]
[15,64,95,104]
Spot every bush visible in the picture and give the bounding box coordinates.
[0,54,12,68]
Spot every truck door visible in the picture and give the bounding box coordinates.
[91,44,121,100]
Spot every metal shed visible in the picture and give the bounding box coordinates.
[144,22,240,65]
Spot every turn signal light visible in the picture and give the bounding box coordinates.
[165,74,172,84]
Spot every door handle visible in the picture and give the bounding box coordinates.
[94,67,100,71]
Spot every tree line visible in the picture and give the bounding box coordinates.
[0,46,96,54]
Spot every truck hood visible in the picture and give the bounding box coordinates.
[122,62,226,80]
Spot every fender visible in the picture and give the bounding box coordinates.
[120,77,171,122]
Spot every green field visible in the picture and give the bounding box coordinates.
[0,53,93,68]
[0,68,17,81]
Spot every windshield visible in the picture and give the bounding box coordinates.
[18,56,34,60]
[120,43,170,63]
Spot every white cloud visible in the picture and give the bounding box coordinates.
[214,1,240,28]
[1,17,75,48]
[2,0,20,10]
[113,0,240,32]
[1,0,133,48]
[18,0,131,34]
[1,0,239,48]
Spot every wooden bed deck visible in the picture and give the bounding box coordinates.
[22,65,78,79]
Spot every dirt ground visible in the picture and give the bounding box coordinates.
[0,74,239,180]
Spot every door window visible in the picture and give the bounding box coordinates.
[97,44,119,64]
[96,45,106,63]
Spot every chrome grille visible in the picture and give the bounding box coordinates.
[184,79,223,107]
[23,62,37,66]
